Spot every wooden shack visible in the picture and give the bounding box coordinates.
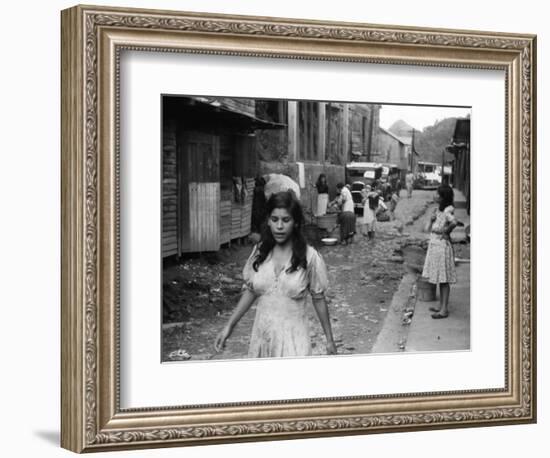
[446,118,470,212]
[162,96,283,257]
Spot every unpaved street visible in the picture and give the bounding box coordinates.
[162,190,435,362]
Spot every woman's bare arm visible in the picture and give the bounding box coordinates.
[214,289,258,352]
[425,208,437,232]
[312,295,337,355]
[443,220,458,237]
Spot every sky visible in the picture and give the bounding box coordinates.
[378,104,471,131]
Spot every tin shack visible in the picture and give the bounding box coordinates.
[162,96,284,257]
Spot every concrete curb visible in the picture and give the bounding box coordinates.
[372,273,417,354]
[405,263,470,352]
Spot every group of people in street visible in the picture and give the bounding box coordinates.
[315,173,398,244]
[214,173,459,360]
[314,174,357,245]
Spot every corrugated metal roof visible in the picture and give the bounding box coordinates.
[191,96,287,130]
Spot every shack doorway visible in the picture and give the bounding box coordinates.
[177,131,220,253]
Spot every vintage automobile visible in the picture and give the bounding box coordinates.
[346,162,382,187]
[414,161,441,190]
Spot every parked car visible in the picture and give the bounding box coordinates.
[414,161,441,190]
[345,162,383,188]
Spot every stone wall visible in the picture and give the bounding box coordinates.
[255,129,289,162]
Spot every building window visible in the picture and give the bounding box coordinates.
[298,101,318,161]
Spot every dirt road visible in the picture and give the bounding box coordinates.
[162,190,435,362]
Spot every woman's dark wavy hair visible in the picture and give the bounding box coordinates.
[437,185,455,211]
[316,173,327,187]
[253,190,308,273]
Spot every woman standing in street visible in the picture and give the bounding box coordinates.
[405,171,414,198]
[422,186,458,319]
[214,191,337,358]
[314,173,329,216]
[360,186,386,240]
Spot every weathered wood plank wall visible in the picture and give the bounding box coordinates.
[162,118,178,257]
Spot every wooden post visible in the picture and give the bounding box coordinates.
[441,148,445,184]
[368,108,375,161]
[288,101,298,162]
[410,128,415,172]
[317,102,326,163]
[342,104,349,163]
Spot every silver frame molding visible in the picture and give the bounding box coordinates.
[61,4,536,453]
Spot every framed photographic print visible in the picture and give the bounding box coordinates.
[61,4,536,453]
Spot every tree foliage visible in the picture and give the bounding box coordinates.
[414,117,458,163]
[389,116,468,163]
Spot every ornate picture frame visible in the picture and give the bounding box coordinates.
[61,4,536,453]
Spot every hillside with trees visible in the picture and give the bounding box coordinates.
[414,117,459,163]
[389,115,469,163]
[387,119,414,144]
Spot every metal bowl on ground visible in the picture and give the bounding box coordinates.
[321,238,338,246]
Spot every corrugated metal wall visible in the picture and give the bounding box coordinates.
[188,183,220,252]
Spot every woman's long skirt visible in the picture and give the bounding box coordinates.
[339,211,356,241]
[316,193,329,216]
[422,235,457,284]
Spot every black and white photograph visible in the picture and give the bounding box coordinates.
[161,96,471,362]
[1,0,543,455]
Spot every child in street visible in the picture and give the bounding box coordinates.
[360,185,385,240]
[422,186,458,319]
[405,171,414,198]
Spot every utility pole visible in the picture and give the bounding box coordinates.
[367,110,375,162]
[410,128,415,172]
[441,148,445,185]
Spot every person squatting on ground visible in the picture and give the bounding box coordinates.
[329,183,356,245]
[214,191,337,358]
[422,185,458,319]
